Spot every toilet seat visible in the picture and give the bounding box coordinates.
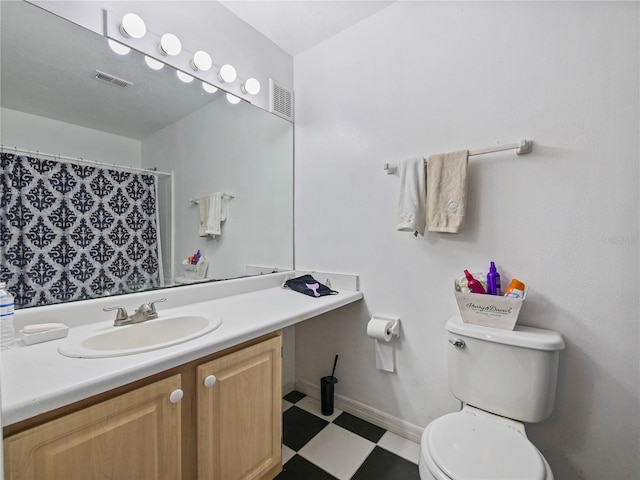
[422,408,547,480]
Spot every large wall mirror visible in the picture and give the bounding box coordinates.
[0,1,294,309]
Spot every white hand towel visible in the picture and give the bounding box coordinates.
[396,157,426,236]
[198,196,210,237]
[205,192,225,236]
[426,150,469,233]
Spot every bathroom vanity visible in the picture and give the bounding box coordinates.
[1,272,362,479]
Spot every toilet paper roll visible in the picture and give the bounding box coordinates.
[367,318,393,342]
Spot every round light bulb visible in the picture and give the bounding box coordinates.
[176,71,194,83]
[202,82,218,94]
[120,13,146,39]
[108,39,131,55]
[191,51,212,72]
[159,33,182,56]
[226,93,241,105]
[218,64,237,83]
[241,78,261,95]
[144,56,164,70]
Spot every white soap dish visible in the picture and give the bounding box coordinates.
[21,323,69,345]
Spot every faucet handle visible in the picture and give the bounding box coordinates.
[103,306,128,321]
[148,298,166,313]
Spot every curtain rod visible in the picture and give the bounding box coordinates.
[383,139,533,174]
[0,145,172,177]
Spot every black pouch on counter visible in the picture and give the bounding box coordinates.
[284,275,338,297]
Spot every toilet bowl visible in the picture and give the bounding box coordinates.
[419,406,553,480]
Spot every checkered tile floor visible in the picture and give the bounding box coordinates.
[277,391,421,480]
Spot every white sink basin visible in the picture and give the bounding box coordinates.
[58,315,222,358]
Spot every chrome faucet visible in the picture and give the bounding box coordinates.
[104,298,166,326]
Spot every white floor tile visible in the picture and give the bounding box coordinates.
[295,395,343,422]
[377,431,420,464]
[282,399,293,412]
[299,423,375,480]
[282,445,296,465]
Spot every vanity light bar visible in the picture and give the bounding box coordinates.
[104,10,262,101]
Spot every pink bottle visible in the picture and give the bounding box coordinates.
[464,270,487,294]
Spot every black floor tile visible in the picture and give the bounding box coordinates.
[283,406,329,451]
[283,390,307,404]
[275,454,338,480]
[351,446,420,480]
[333,412,386,443]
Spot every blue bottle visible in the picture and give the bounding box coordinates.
[487,262,502,296]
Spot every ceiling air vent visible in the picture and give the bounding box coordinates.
[94,70,133,89]
[269,79,293,122]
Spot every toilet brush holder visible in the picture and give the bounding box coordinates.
[321,354,339,416]
[320,376,338,416]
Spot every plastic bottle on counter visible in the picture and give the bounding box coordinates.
[504,279,525,298]
[0,282,15,350]
[486,262,502,296]
[464,270,487,294]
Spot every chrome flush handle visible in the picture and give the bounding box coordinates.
[448,338,466,348]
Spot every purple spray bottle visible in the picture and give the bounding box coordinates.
[487,261,502,296]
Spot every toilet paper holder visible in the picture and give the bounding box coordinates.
[387,318,400,337]
[371,315,400,338]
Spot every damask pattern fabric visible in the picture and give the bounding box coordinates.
[0,153,161,308]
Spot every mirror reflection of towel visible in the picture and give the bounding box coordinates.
[205,192,225,236]
[198,196,210,237]
[198,193,227,237]
[426,150,469,233]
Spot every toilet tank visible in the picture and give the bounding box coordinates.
[446,316,565,423]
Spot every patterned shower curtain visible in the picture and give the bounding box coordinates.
[0,153,162,308]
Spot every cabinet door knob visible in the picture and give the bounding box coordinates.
[169,389,183,403]
[204,375,217,388]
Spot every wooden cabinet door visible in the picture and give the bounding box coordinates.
[4,374,182,480]
[197,336,282,480]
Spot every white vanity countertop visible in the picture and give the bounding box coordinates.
[1,273,362,426]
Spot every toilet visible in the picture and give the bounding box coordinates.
[419,316,565,480]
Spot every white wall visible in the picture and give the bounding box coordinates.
[1,108,141,166]
[141,95,293,280]
[293,2,639,479]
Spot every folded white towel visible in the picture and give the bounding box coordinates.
[396,157,426,236]
[426,150,469,233]
[205,192,226,237]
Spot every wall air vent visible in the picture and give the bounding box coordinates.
[269,79,293,122]
[94,70,133,89]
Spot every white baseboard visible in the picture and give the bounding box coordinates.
[282,381,295,396]
[295,379,424,444]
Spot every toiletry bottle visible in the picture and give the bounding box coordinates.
[486,262,502,296]
[504,279,525,298]
[464,270,487,294]
[0,282,15,350]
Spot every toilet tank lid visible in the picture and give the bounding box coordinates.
[446,316,565,351]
